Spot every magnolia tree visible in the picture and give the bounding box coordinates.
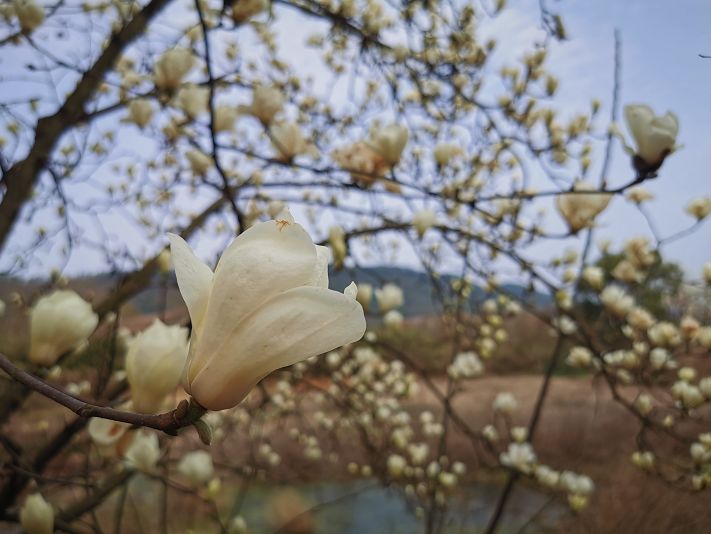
[0,0,709,533]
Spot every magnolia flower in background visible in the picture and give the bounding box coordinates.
[19,493,53,534]
[387,454,407,478]
[176,84,209,118]
[355,283,373,312]
[685,197,711,220]
[14,0,44,33]
[269,121,317,162]
[600,285,634,317]
[214,105,239,132]
[582,265,604,290]
[375,283,403,314]
[328,226,347,269]
[178,450,214,487]
[368,124,409,166]
[169,208,366,411]
[433,142,464,166]
[239,85,284,125]
[125,319,189,413]
[555,181,612,233]
[88,417,132,457]
[332,141,391,188]
[383,309,404,329]
[156,249,172,273]
[704,263,711,285]
[448,351,484,379]
[186,149,213,176]
[626,186,654,204]
[126,99,153,128]
[29,290,98,367]
[500,442,537,473]
[124,431,161,473]
[153,48,195,92]
[232,0,269,23]
[492,392,518,415]
[0,298,5,317]
[622,104,679,170]
[412,209,437,238]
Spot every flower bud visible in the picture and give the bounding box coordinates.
[20,493,53,534]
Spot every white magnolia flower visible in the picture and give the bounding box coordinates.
[704,263,711,285]
[124,431,161,473]
[623,104,679,168]
[332,141,389,187]
[447,351,484,379]
[412,209,437,238]
[125,319,189,413]
[0,298,5,317]
[387,454,407,478]
[555,181,612,233]
[169,208,366,411]
[186,149,213,176]
[178,450,214,487]
[356,283,373,312]
[126,99,153,128]
[15,0,44,33]
[176,84,209,118]
[600,285,634,318]
[433,143,464,166]
[19,493,53,534]
[383,309,404,328]
[232,0,269,23]
[239,85,284,124]
[214,105,239,132]
[88,417,131,457]
[368,124,409,166]
[375,283,403,314]
[685,197,711,220]
[154,48,195,92]
[270,121,317,161]
[582,265,604,290]
[626,186,654,204]
[566,346,593,368]
[29,290,99,367]
[560,471,594,495]
[500,442,537,473]
[493,392,518,415]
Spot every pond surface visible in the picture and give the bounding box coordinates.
[235,480,565,534]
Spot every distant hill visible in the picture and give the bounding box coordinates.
[0,266,551,318]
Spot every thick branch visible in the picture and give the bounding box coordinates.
[0,353,205,434]
[0,0,173,251]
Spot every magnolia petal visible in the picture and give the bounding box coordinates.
[168,234,213,332]
[344,281,358,299]
[308,245,330,288]
[189,286,366,410]
[624,104,654,148]
[190,216,319,378]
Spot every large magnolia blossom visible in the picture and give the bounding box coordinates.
[623,104,679,168]
[169,208,366,411]
[555,181,612,233]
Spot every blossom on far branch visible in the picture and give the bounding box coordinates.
[555,180,612,234]
[29,290,99,367]
[19,493,53,534]
[613,104,679,175]
[168,208,366,411]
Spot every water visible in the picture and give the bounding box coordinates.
[236,480,565,534]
